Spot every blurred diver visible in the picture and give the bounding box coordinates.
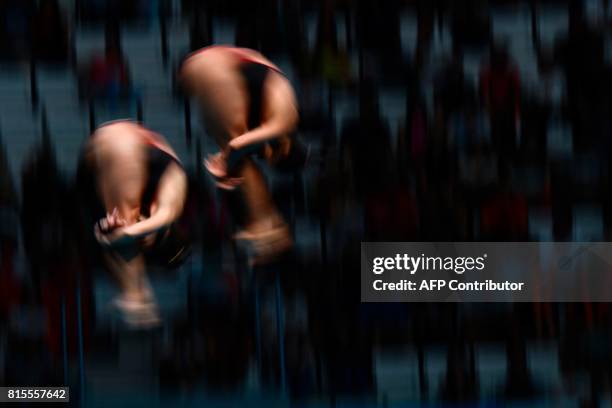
[180,45,304,264]
[79,120,188,327]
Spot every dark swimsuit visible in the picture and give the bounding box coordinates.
[226,61,307,173]
[225,61,272,172]
[138,127,182,217]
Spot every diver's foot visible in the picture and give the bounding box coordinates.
[112,297,162,329]
[235,223,293,265]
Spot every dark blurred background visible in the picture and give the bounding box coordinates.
[1,0,612,406]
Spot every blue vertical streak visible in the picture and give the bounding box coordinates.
[275,272,287,393]
[76,273,86,407]
[254,272,262,375]
[61,296,69,386]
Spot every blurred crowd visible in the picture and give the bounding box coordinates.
[1,0,612,406]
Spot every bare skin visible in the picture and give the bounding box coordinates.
[84,121,188,326]
[180,46,298,261]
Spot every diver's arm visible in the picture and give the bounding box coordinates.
[121,163,187,239]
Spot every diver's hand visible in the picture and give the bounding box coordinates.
[204,151,227,178]
[94,208,132,247]
[204,151,243,190]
